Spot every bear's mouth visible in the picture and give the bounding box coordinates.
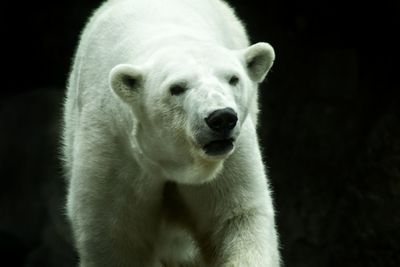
[203,138,234,156]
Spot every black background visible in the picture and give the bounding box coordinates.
[1,0,399,266]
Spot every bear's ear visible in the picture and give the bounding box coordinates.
[109,64,144,103]
[241,42,275,83]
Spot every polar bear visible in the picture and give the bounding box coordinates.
[62,0,280,266]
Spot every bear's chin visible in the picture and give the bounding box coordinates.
[158,144,233,184]
[163,158,224,185]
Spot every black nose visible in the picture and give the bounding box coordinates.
[205,108,238,133]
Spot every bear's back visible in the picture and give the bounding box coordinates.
[78,0,248,71]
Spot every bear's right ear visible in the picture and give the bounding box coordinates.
[109,64,144,103]
[241,42,275,83]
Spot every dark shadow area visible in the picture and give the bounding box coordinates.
[1,0,399,266]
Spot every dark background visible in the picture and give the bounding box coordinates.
[1,0,399,266]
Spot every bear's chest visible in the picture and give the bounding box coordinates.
[157,182,200,264]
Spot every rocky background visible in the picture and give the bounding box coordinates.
[1,0,399,266]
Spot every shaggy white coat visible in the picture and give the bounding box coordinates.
[63,0,280,266]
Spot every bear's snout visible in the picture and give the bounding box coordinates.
[199,108,239,156]
[205,108,238,135]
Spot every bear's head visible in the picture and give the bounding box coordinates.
[109,42,274,184]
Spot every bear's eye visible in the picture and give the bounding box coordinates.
[169,83,187,96]
[229,75,239,86]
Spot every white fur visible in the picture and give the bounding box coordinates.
[63,0,280,266]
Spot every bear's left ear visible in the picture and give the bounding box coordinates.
[241,42,275,83]
[109,64,144,103]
